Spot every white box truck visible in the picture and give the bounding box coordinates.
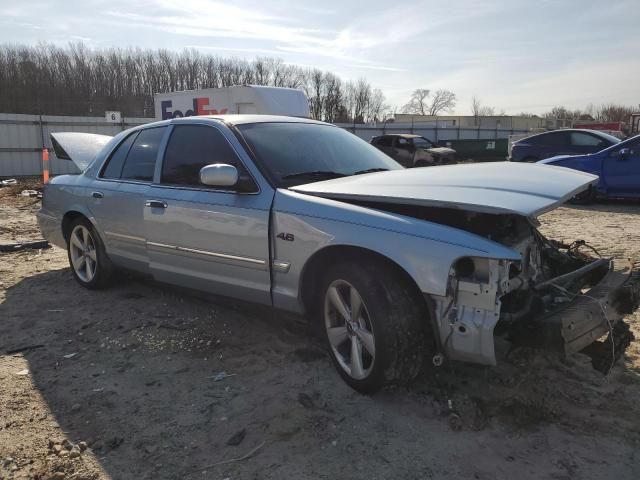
[154,85,309,120]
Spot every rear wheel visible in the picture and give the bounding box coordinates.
[66,218,113,289]
[319,260,429,393]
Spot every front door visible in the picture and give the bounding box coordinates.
[144,123,273,305]
[602,138,640,195]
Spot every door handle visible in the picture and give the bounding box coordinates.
[145,200,168,209]
[91,191,104,199]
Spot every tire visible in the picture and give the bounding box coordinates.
[570,186,596,205]
[318,260,429,393]
[66,217,114,289]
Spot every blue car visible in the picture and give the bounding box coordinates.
[538,134,640,200]
[510,129,620,162]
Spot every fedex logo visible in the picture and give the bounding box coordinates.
[161,97,229,120]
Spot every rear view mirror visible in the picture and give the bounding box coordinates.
[200,163,238,187]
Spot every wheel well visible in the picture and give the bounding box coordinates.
[61,211,87,241]
[299,245,427,316]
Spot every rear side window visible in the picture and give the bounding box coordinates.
[533,132,568,146]
[375,137,393,147]
[570,132,604,147]
[161,125,246,188]
[101,132,138,179]
[120,127,166,181]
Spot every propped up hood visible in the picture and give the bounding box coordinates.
[291,162,598,217]
[50,132,113,171]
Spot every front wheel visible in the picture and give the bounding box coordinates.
[319,260,429,393]
[67,218,114,289]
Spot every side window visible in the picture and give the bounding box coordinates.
[101,132,139,179]
[161,125,251,189]
[570,132,604,147]
[537,132,568,146]
[376,137,393,147]
[120,127,166,182]
[396,137,411,150]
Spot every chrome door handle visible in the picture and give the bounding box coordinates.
[145,200,168,209]
[91,191,103,199]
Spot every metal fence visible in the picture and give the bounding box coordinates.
[0,114,532,177]
[0,113,151,177]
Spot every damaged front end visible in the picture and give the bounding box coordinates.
[429,212,640,368]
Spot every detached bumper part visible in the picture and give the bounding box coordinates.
[516,259,640,356]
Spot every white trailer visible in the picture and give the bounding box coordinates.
[154,85,309,120]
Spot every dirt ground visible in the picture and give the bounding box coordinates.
[1,182,639,480]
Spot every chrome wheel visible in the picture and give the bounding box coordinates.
[69,225,97,283]
[324,280,376,380]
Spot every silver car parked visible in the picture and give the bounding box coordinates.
[38,115,639,392]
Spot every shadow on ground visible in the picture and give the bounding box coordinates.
[2,266,640,479]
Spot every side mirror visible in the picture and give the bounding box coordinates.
[617,148,631,159]
[199,163,238,187]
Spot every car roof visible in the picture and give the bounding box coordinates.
[377,133,422,139]
[130,115,328,132]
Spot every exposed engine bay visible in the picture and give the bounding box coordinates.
[353,201,640,371]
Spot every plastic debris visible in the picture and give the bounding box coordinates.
[210,371,235,382]
[15,369,29,376]
[63,353,78,359]
[1,178,17,186]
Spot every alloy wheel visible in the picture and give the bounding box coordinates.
[324,279,376,380]
[69,225,98,283]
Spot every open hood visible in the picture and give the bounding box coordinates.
[50,132,113,171]
[291,162,598,217]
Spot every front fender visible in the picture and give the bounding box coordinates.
[271,189,520,312]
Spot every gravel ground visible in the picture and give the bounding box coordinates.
[1,186,639,480]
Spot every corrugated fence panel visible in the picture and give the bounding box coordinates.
[0,113,151,177]
[1,114,530,177]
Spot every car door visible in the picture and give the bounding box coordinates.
[89,126,167,272]
[602,138,640,195]
[374,136,394,157]
[539,131,572,158]
[144,122,274,305]
[393,137,414,166]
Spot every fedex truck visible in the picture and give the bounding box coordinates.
[154,85,310,120]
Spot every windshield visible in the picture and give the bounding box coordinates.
[238,122,403,187]
[412,137,434,148]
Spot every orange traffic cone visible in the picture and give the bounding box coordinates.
[42,148,49,184]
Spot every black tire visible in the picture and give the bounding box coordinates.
[318,259,430,393]
[66,217,114,289]
[570,186,596,205]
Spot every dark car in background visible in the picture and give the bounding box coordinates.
[510,129,620,162]
[370,134,457,167]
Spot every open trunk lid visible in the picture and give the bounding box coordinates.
[50,132,113,171]
[291,162,598,217]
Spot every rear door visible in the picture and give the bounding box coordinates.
[89,126,167,272]
[144,122,274,304]
[602,138,640,195]
[538,131,571,158]
[393,137,414,167]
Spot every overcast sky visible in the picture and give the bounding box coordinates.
[1,0,638,115]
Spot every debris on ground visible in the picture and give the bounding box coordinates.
[0,240,49,252]
[209,371,235,382]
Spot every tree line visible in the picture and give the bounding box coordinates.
[0,42,389,122]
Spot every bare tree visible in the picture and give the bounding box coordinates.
[470,96,497,125]
[402,89,430,115]
[427,89,456,115]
